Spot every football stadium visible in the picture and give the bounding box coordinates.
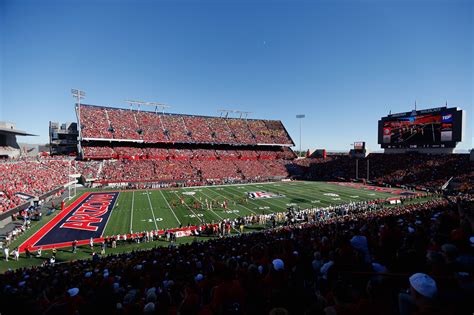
[1,1,473,315]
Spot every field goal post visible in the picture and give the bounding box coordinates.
[63,174,79,205]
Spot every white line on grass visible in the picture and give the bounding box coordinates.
[130,191,134,232]
[146,190,159,230]
[225,185,288,210]
[101,192,120,237]
[206,187,258,215]
[172,192,203,223]
[194,190,226,221]
[160,190,182,225]
[265,184,325,207]
[196,190,241,233]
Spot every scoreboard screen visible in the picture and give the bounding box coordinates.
[378,107,463,149]
[354,142,365,150]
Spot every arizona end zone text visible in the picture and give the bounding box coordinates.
[60,193,116,232]
[20,192,119,250]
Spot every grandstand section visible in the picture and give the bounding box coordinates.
[0,158,75,215]
[0,101,473,315]
[76,104,296,186]
[293,152,473,193]
[77,104,294,145]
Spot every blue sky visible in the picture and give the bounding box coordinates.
[1,0,472,151]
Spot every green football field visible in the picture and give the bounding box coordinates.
[101,181,405,235]
[1,181,429,272]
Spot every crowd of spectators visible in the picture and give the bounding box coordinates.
[161,115,191,143]
[0,148,294,212]
[294,153,473,193]
[79,105,293,145]
[225,119,256,145]
[75,161,102,180]
[1,149,471,214]
[95,156,292,183]
[101,160,196,182]
[1,193,472,315]
[183,116,215,143]
[135,111,168,143]
[83,147,295,161]
[108,108,142,140]
[79,106,112,139]
[0,159,72,212]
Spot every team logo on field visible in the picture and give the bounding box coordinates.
[248,191,284,199]
[20,192,119,250]
[60,193,117,232]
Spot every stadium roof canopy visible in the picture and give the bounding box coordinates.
[0,126,37,136]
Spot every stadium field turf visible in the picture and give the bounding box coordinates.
[101,181,404,235]
[1,181,429,272]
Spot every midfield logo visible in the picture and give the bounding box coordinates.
[247,191,284,199]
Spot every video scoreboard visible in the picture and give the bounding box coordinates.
[378,107,463,149]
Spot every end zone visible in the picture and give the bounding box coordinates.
[19,192,119,252]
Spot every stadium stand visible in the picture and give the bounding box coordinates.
[76,104,295,184]
[1,195,472,314]
[75,105,294,184]
[79,106,112,139]
[183,116,215,143]
[295,153,474,193]
[78,104,293,145]
[0,158,73,212]
[75,161,101,180]
[107,108,141,140]
[0,104,473,315]
[135,111,167,142]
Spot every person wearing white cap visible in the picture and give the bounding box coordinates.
[399,273,438,315]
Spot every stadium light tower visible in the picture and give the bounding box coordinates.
[296,114,305,157]
[125,100,170,114]
[71,89,85,111]
[71,89,86,138]
[147,102,170,114]
[125,100,146,111]
[218,109,235,118]
[235,111,252,119]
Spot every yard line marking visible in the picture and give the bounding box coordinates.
[207,187,258,215]
[130,191,135,232]
[196,190,241,233]
[172,191,202,223]
[265,184,323,207]
[192,190,225,221]
[146,190,159,230]
[101,192,120,237]
[160,190,182,225]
